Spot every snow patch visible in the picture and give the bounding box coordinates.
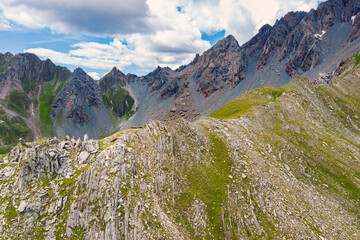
[352,15,356,24]
[314,30,326,40]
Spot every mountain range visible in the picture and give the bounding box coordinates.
[1,0,360,152]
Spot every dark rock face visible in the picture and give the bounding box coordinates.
[0,53,70,90]
[159,80,179,100]
[243,24,273,58]
[257,11,307,69]
[349,12,360,42]
[192,35,247,97]
[0,52,14,69]
[242,0,360,76]
[98,67,127,92]
[51,68,101,126]
[145,66,173,93]
[343,0,360,22]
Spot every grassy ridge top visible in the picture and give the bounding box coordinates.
[210,85,287,119]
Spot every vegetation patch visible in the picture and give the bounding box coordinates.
[4,197,18,222]
[177,133,233,238]
[210,86,286,119]
[102,87,135,118]
[5,90,31,117]
[59,165,89,196]
[0,58,13,75]
[39,78,67,136]
[356,52,360,65]
[0,109,33,147]
[0,144,16,154]
[22,80,37,93]
[28,224,47,240]
[70,226,86,240]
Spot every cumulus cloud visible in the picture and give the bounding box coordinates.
[26,35,210,73]
[0,11,12,30]
[179,0,319,43]
[0,0,151,35]
[24,0,212,72]
[3,0,320,72]
[87,72,100,80]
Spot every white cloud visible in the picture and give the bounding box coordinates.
[0,0,151,35]
[4,0,320,73]
[179,0,318,43]
[0,12,12,30]
[87,72,100,80]
[26,35,210,72]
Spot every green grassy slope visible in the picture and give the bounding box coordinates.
[39,78,67,136]
[102,87,135,119]
[0,109,32,153]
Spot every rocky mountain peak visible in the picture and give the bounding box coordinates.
[183,33,246,97]
[144,66,173,92]
[72,67,88,78]
[108,66,125,77]
[0,52,70,92]
[51,69,102,126]
[276,11,307,29]
[99,66,127,92]
[0,52,14,69]
[212,34,241,52]
[3,52,13,61]
[257,11,306,69]
[258,24,273,34]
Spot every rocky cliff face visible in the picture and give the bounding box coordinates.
[51,68,112,139]
[1,53,360,239]
[188,35,247,98]
[243,0,360,77]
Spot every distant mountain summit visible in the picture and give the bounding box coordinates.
[51,68,112,138]
[99,67,127,91]
[99,67,136,119]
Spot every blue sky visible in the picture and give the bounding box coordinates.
[0,0,325,78]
